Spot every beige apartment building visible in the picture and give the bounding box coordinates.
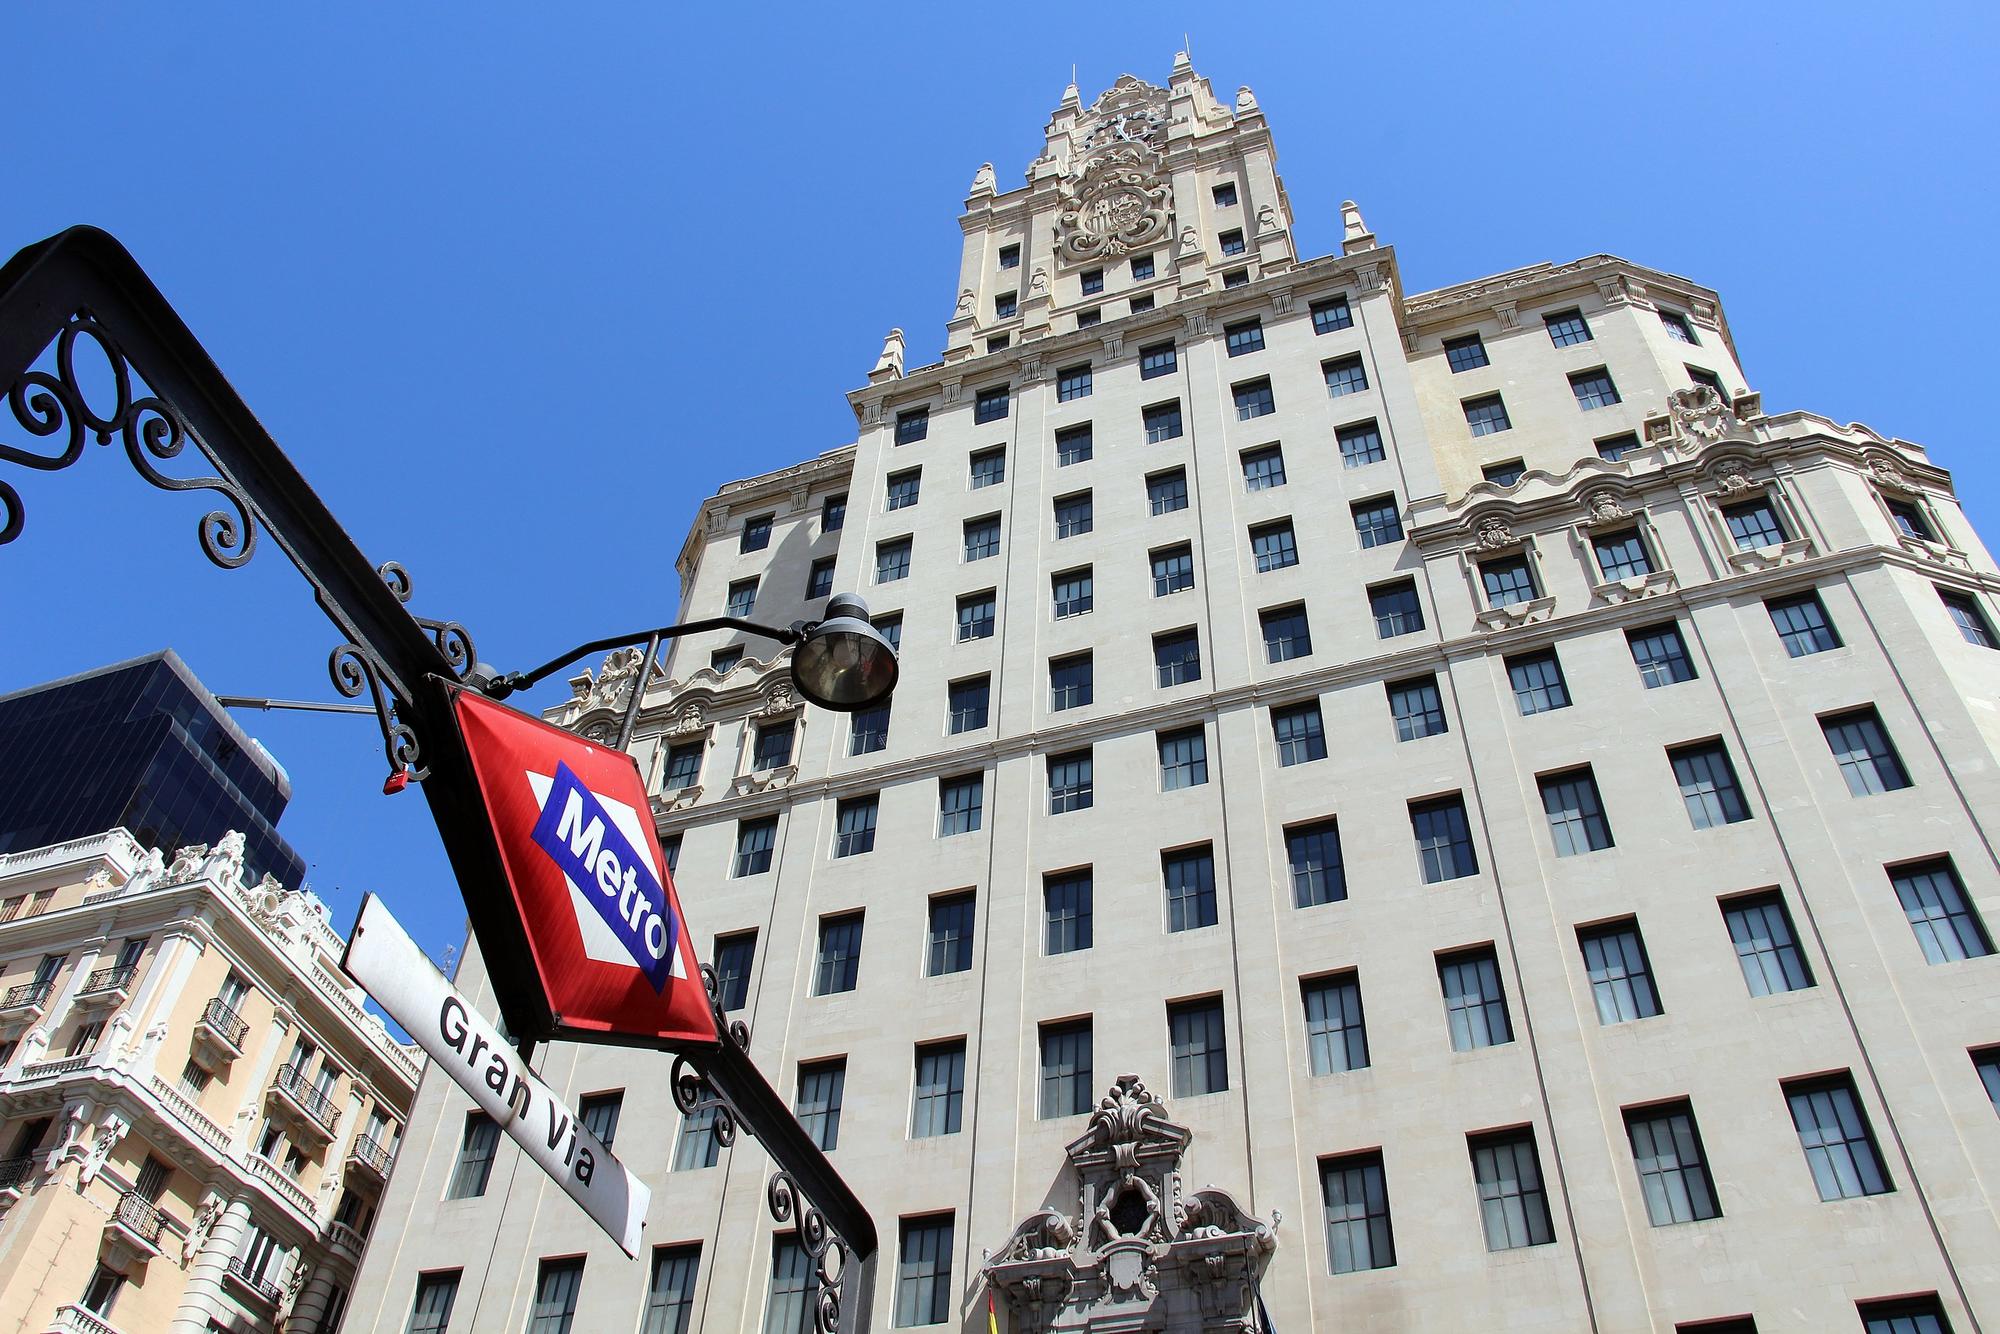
[0,829,420,1333]
[348,57,2000,1333]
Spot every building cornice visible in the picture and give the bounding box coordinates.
[674,446,856,585]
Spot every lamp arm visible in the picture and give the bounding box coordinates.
[482,617,805,700]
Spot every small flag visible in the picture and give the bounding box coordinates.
[988,1290,1001,1334]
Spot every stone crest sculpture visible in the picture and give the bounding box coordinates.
[1056,78,1174,263]
[1474,515,1515,550]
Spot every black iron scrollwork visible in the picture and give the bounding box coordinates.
[330,641,426,781]
[377,560,477,678]
[2,309,257,566]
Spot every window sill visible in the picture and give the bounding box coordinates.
[1898,536,1972,571]
[1725,538,1813,574]
[1474,595,1557,632]
[1590,569,1679,605]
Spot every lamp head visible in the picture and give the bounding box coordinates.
[790,593,899,712]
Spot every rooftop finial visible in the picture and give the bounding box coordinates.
[969,162,996,196]
[869,328,906,382]
[1341,200,1377,254]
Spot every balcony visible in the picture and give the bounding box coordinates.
[267,1064,340,1143]
[189,997,248,1069]
[44,1304,125,1334]
[0,979,54,1022]
[346,1134,393,1184]
[0,1154,37,1198]
[324,1219,366,1260]
[101,1191,164,1269]
[224,1256,282,1307]
[73,966,136,1008]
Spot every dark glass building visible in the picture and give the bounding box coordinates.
[0,650,306,889]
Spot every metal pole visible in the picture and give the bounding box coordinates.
[612,632,660,751]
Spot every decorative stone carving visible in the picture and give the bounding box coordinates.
[278,1256,309,1324]
[759,679,796,717]
[207,830,246,885]
[1256,202,1279,235]
[1474,595,1559,632]
[1178,225,1201,255]
[970,162,996,195]
[165,843,208,883]
[128,847,165,892]
[666,702,707,736]
[1029,267,1049,297]
[955,289,976,318]
[1867,454,1917,493]
[1707,454,1760,495]
[183,1193,222,1265]
[1234,85,1259,114]
[1474,516,1515,550]
[1581,490,1630,526]
[1080,77,1171,153]
[1056,147,1173,262]
[78,1112,128,1186]
[1661,384,1754,451]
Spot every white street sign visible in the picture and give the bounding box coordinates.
[343,893,651,1257]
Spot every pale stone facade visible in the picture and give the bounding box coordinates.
[349,59,2000,1333]
[0,830,419,1333]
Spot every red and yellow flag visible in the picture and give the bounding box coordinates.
[988,1291,1001,1334]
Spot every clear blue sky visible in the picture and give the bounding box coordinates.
[3,5,1996,969]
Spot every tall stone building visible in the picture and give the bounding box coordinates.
[349,57,2000,1333]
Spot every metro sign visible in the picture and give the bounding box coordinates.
[448,687,717,1047]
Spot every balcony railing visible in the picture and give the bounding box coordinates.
[0,979,53,1010]
[269,1064,340,1136]
[196,997,249,1049]
[325,1219,366,1257]
[0,1155,36,1191]
[46,1304,122,1334]
[111,1191,165,1246]
[348,1134,392,1176]
[78,965,136,996]
[225,1256,283,1305]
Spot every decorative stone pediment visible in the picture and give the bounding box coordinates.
[1646,385,1757,453]
[1056,79,1173,264]
[983,1075,1275,1333]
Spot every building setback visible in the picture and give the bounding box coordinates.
[348,57,2000,1333]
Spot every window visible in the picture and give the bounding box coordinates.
[1351,494,1403,548]
[1233,377,1275,419]
[1251,520,1299,572]
[1860,1297,1954,1334]
[1044,871,1093,954]
[1480,459,1525,488]
[927,893,976,976]
[969,446,1005,489]
[1890,858,1994,963]
[1822,708,1911,796]
[1158,727,1208,790]
[1463,394,1512,436]
[1470,1129,1554,1249]
[1670,742,1751,828]
[1057,364,1093,402]
[1784,1074,1891,1200]
[886,468,921,511]
[740,816,776,876]
[1168,998,1228,1096]
[875,537,912,583]
[1578,919,1659,1022]
[1273,700,1327,766]
[1768,591,1841,656]
[765,1237,819,1334]
[1338,419,1385,467]
[1164,845,1218,932]
[408,1272,461,1334]
[872,613,902,652]
[939,773,984,835]
[894,1217,954,1328]
[1544,308,1592,347]
[1413,796,1478,883]
[1975,1049,2000,1115]
[1628,623,1696,687]
[447,1114,498,1199]
[912,1042,965,1137]
[1659,309,1698,344]
[833,796,877,857]
[643,1246,701,1334]
[674,1106,721,1170]
[1543,769,1615,858]
[1154,629,1201,687]
[957,590,997,640]
[1687,365,1727,397]
[1321,1151,1394,1273]
[1222,267,1250,290]
[947,676,990,734]
[1047,750,1094,814]
[973,385,1009,423]
[579,1092,622,1149]
[741,513,773,552]
[1439,947,1511,1048]
[1143,399,1183,443]
[1287,819,1347,908]
[1480,554,1538,607]
[1303,972,1368,1073]
[1596,432,1639,462]
[814,913,864,995]
[1140,341,1177,379]
[1312,296,1353,334]
[1262,604,1312,662]
[726,578,759,619]
[895,407,930,445]
[1241,444,1286,490]
[1218,228,1245,256]
[998,243,1019,269]
[1131,253,1155,280]
[664,742,703,791]
[1592,527,1654,581]
[1148,468,1188,515]
[1722,498,1786,550]
[796,1060,845,1152]
[1051,568,1093,619]
[1040,1021,1094,1118]
[1225,318,1265,357]
[1387,676,1446,742]
[528,1259,584,1334]
[806,557,835,601]
[1053,491,1093,539]
[1887,498,1936,541]
[1626,1102,1721,1225]
[963,514,1000,561]
[1505,649,1570,714]
[994,292,1017,319]
[1722,892,1813,996]
[80,1265,124,1318]
[822,492,846,531]
[714,933,756,1011]
[1213,181,1238,207]
[1079,267,1104,295]
[850,704,890,755]
[1152,544,1195,595]
[1370,580,1424,638]
[1050,654,1093,710]
[1443,332,1488,372]
[1569,367,1621,410]
[1055,423,1093,466]
[753,720,795,772]
[1323,355,1369,397]
[1940,588,1997,647]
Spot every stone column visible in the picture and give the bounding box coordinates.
[290,1260,344,1332]
[169,1193,251,1333]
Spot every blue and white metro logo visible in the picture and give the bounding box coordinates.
[528,761,679,994]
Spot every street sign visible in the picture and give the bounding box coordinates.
[343,894,652,1256]
[447,687,718,1047]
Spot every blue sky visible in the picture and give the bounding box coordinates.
[3,5,1996,969]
